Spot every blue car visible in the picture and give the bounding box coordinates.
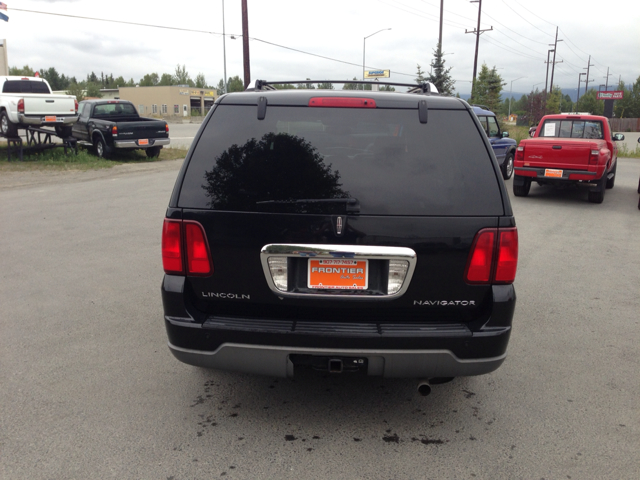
[472,105,516,180]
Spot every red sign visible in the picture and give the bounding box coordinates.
[597,91,623,100]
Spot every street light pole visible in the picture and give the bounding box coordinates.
[222,0,227,94]
[363,28,391,81]
[508,76,526,118]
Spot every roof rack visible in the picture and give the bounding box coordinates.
[471,104,492,111]
[252,79,437,94]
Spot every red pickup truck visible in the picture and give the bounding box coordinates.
[513,114,625,203]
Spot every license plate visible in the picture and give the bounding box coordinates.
[139,139,149,146]
[544,168,563,178]
[308,259,368,290]
[44,116,57,122]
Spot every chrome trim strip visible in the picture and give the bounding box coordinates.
[260,243,417,300]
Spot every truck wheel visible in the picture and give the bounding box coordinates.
[1,111,18,137]
[605,162,616,189]
[94,137,107,158]
[588,175,606,204]
[55,125,73,138]
[145,146,161,158]
[501,152,514,180]
[512,176,531,197]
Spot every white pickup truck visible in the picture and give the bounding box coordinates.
[0,76,78,138]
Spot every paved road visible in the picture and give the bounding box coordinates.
[1,159,639,479]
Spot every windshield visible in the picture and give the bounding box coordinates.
[179,105,503,216]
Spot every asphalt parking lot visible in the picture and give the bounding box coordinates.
[1,157,639,479]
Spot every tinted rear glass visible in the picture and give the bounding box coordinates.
[179,105,503,216]
[2,80,51,94]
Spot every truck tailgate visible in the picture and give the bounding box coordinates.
[23,96,76,116]
[523,138,599,169]
[115,120,168,140]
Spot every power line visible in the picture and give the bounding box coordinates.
[499,0,555,38]
[12,7,418,78]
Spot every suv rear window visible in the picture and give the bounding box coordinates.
[179,105,503,216]
[2,80,51,94]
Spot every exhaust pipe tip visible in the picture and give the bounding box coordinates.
[417,380,431,396]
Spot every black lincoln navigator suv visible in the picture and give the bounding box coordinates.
[161,80,518,392]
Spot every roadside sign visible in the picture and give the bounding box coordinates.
[597,91,623,100]
[364,70,390,79]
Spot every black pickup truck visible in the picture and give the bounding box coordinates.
[72,99,170,158]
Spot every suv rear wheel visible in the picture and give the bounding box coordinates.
[502,152,514,180]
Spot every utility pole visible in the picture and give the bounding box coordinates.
[241,0,251,90]
[584,55,594,97]
[438,0,443,50]
[465,0,492,98]
[222,0,228,93]
[544,49,554,95]
[576,72,586,112]
[548,27,562,97]
[604,67,612,91]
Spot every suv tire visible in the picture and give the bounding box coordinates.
[502,152,514,180]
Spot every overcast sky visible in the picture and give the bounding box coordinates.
[4,0,640,96]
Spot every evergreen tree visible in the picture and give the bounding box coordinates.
[415,64,426,84]
[316,82,335,90]
[471,64,505,113]
[426,44,455,95]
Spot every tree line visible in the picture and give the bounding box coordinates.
[10,52,640,123]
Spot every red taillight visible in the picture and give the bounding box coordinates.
[185,222,212,275]
[494,229,518,283]
[308,97,376,108]
[589,149,599,165]
[465,229,495,283]
[74,99,78,113]
[165,123,169,133]
[465,228,518,284]
[162,220,183,274]
[18,99,24,114]
[162,219,212,276]
[515,145,525,161]
[112,125,118,136]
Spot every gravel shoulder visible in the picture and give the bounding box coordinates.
[0,158,185,190]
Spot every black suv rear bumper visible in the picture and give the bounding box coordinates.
[162,276,515,378]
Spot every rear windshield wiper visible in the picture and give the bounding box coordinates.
[256,197,360,213]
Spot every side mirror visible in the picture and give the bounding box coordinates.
[612,133,625,141]
[502,131,510,138]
